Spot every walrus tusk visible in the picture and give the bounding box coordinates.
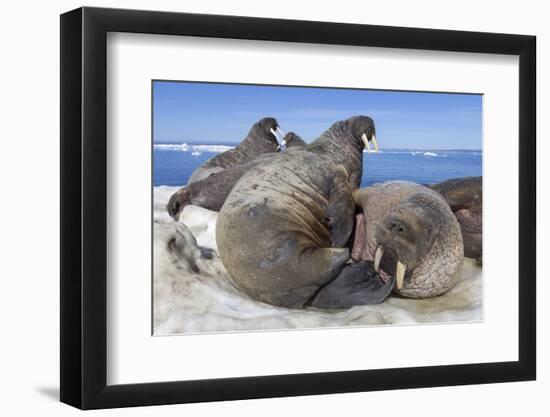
[362,133,371,154]
[272,127,288,151]
[371,135,379,153]
[278,129,288,150]
[276,138,287,151]
[396,260,406,289]
[374,246,384,272]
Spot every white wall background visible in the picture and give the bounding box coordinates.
[0,0,545,415]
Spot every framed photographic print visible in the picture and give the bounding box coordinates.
[60,6,536,409]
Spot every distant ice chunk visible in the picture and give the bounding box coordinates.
[153,143,234,153]
[190,144,233,153]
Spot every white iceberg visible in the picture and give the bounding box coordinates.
[153,143,234,153]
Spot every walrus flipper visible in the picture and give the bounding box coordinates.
[167,158,273,219]
[309,261,395,309]
[326,174,356,247]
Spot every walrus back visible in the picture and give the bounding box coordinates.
[216,151,350,308]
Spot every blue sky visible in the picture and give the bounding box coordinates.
[153,81,482,150]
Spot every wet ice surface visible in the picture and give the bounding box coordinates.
[153,186,482,335]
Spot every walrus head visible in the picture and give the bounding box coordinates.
[352,182,464,299]
[255,117,285,148]
[373,193,441,290]
[304,116,378,188]
[311,115,378,151]
[345,115,379,153]
[307,115,378,185]
[167,187,191,220]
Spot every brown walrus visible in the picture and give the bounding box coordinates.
[187,117,284,184]
[430,176,482,262]
[342,181,464,300]
[166,132,307,219]
[216,116,383,309]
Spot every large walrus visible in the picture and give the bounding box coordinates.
[430,176,482,261]
[339,181,464,301]
[166,133,307,219]
[216,116,382,309]
[187,117,285,184]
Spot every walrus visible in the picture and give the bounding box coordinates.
[430,176,482,262]
[216,116,385,309]
[166,132,307,219]
[338,181,464,301]
[187,117,285,184]
[277,131,307,151]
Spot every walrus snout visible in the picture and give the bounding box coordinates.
[377,207,439,260]
[374,220,414,290]
[376,214,420,260]
[374,200,440,289]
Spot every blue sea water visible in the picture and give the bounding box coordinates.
[153,142,482,188]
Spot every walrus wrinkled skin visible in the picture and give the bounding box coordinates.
[216,116,385,309]
[166,132,306,219]
[350,181,464,299]
[187,117,282,184]
[430,176,482,262]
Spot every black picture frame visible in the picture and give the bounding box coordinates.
[60,6,536,410]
